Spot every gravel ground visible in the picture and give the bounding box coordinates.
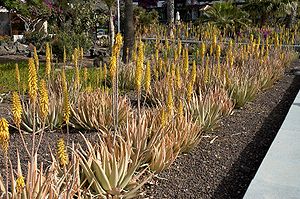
[143,60,300,199]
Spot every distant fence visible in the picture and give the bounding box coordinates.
[141,37,300,52]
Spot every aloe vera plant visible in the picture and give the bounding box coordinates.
[20,92,63,132]
[76,134,153,198]
[70,90,131,131]
[228,77,259,108]
[0,150,81,199]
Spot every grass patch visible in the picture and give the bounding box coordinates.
[0,61,102,93]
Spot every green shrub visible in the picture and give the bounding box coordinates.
[51,31,92,61]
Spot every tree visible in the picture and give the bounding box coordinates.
[243,0,298,27]
[123,0,135,63]
[2,0,50,32]
[202,2,250,33]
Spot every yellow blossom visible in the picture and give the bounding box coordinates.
[33,46,39,71]
[145,60,151,93]
[28,58,38,102]
[45,43,51,78]
[16,175,25,194]
[12,92,22,128]
[0,118,9,153]
[39,79,49,120]
[136,41,144,91]
[57,138,68,167]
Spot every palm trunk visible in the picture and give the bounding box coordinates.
[167,0,175,37]
[123,0,135,63]
[167,0,175,25]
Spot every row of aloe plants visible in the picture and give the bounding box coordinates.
[0,24,298,198]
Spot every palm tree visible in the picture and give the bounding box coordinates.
[202,2,250,33]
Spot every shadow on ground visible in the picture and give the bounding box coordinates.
[212,75,300,199]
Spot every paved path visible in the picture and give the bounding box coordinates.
[244,90,300,198]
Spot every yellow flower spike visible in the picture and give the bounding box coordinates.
[250,34,254,42]
[0,118,9,154]
[291,33,295,45]
[196,49,199,60]
[275,33,279,48]
[191,60,197,83]
[15,63,20,87]
[225,69,230,85]
[178,100,184,118]
[16,175,25,194]
[216,44,221,78]
[213,34,217,49]
[39,79,49,120]
[210,44,214,56]
[186,81,193,102]
[57,138,68,167]
[33,46,39,71]
[110,54,117,80]
[200,42,206,61]
[63,46,67,65]
[155,48,159,63]
[167,87,173,114]
[175,65,182,89]
[257,36,261,46]
[83,67,88,83]
[115,33,123,54]
[178,39,182,57]
[260,43,265,58]
[229,54,234,69]
[216,44,221,60]
[136,40,144,92]
[174,50,178,62]
[229,39,233,52]
[165,38,169,53]
[171,62,175,77]
[81,47,84,60]
[28,58,38,102]
[46,43,51,78]
[204,56,210,84]
[61,69,70,124]
[184,47,189,75]
[12,92,22,128]
[154,65,159,81]
[145,60,151,93]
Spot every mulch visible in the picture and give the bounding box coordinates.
[0,60,300,198]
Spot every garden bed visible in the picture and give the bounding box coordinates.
[0,60,299,198]
[142,60,300,199]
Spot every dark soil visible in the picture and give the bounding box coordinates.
[143,60,300,199]
[0,60,300,198]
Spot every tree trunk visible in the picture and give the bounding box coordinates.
[167,0,175,25]
[167,0,175,37]
[109,8,115,52]
[123,0,134,63]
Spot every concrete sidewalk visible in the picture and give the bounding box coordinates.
[244,91,300,199]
